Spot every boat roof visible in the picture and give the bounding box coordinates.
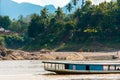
[42,60,120,65]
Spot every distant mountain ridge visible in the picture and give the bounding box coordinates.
[1,0,43,19]
[0,0,82,19]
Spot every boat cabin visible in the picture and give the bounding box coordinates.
[42,61,120,74]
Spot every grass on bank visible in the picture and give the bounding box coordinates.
[23,40,120,52]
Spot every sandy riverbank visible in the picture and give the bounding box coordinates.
[0,49,120,60]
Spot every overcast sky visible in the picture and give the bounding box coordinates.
[12,0,111,8]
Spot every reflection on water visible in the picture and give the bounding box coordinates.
[0,60,120,80]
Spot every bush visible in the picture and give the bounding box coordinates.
[4,34,24,48]
[0,36,5,46]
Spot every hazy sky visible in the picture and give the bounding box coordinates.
[92,0,111,5]
[12,0,111,8]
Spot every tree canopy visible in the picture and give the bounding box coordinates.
[0,0,120,51]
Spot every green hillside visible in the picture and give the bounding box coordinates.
[0,0,120,51]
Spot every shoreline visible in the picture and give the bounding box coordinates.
[0,49,120,60]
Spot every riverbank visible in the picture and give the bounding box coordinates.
[0,49,120,60]
[0,50,84,60]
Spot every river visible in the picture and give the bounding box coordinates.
[0,60,120,80]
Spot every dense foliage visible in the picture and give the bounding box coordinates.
[4,34,24,48]
[0,0,120,51]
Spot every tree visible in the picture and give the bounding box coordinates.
[28,14,41,38]
[25,0,120,50]
[9,15,28,33]
[63,21,75,42]
[82,0,92,11]
[40,8,48,19]
[0,16,11,29]
[66,3,73,13]
[81,0,85,8]
[72,0,79,9]
[108,1,114,10]
[40,8,49,29]
[72,0,79,6]
[74,8,82,21]
[0,36,5,46]
[55,7,64,20]
[117,0,120,8]
[4,34,24,48]
[51,21,65,44]
[9,21,21,32]
[28,8,50,47]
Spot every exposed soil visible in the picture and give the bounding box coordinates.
[0,49,120,60]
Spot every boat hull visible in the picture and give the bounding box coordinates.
[46,69,120,74]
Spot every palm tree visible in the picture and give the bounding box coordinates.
[55,7,63,20]
[83,0,92,10]
[72,0,79,7]
[72,0,78,6]
[74,8,82,21]
[81,0,85,8]
[108,0,114,10]
[66,3,73,13]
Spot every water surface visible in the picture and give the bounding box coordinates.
[0,60,120,80]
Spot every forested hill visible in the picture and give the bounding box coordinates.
[0,0,120,51]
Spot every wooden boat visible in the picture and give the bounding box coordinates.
[42,60,120,74]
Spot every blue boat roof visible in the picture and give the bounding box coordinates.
[42,60,120,65]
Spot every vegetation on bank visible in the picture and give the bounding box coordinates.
[0,0,120,51]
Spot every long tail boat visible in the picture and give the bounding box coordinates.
[42,60,120,74]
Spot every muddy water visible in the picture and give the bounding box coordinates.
[0,60,120,80]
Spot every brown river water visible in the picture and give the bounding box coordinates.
[0,60,120,80]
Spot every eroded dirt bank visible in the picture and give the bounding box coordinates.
[0,48,120,60]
